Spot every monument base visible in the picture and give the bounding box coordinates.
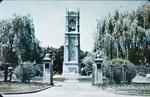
[62,62,79,82]
[63,62,79,74]
[62,73,79,82]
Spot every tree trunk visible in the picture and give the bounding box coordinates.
[4,66,8,82]
[9,71,13,82]
[110,40,113,59]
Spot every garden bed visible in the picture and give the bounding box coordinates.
[0,82,50,94]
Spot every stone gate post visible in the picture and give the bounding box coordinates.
[43,53,53,85]
[92,57,103,85]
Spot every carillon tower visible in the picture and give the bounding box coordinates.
[63,8,80,75]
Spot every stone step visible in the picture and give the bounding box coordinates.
[63,73,79,82]
[65,79,79,82]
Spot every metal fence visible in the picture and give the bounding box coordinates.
[135,65,150,74]
[103,64,150,84]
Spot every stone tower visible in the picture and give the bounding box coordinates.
[63,9,80,75]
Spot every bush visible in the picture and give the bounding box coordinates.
[81,52,95,76]
[103,58,136,84]
[14,61,36,82]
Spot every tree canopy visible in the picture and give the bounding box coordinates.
[94,3,150,65]
[0,14,42,81]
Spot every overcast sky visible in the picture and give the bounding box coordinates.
[0,1,144,51]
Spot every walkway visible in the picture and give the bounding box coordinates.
[3,82,143,97]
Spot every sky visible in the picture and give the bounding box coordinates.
[0,1,145,51]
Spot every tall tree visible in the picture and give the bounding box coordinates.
[94,3,150,65]
[0,14,41,81]
[44,46,64,74]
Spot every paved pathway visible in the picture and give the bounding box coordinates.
[3,82,143,97]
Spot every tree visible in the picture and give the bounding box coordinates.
[0,14,42,81]
[44,46,64,74]
[94,3,150,65]
[12,14,41,62]
[53,46,64,74]
[0,19,18,81]
[81,52,96,75]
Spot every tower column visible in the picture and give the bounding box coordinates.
[62,9,80,79]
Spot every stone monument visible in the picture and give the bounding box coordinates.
[62,8,80,78]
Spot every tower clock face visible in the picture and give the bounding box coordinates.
[69,19,76,32]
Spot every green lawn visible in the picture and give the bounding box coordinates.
[105,84,150,96]
[0,82,49,94]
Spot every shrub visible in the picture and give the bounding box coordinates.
[81,52,95,75]
[14,61,36,82]
[103,58,136,84]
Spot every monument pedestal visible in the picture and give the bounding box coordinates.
[62,62,79,82]
[63,62,79,73]
[62,73,79,82]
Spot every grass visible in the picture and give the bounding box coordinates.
[105,84,150,96]
[78,76,92,82]
[53,77,65,81]
[0,82,49,94]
